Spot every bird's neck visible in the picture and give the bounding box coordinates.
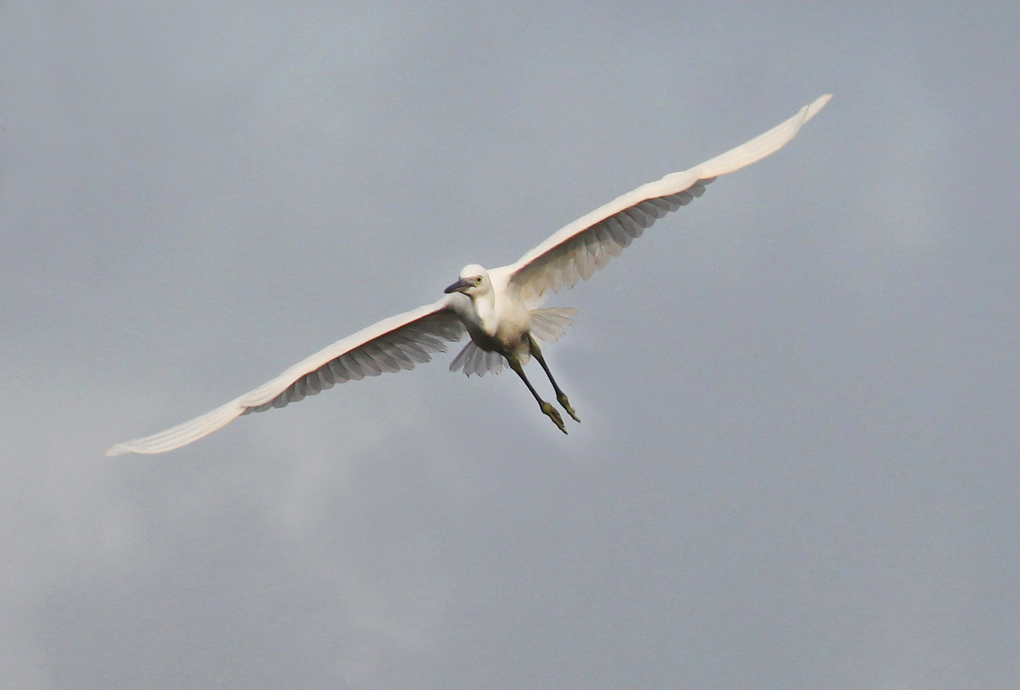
[470,291,498,334]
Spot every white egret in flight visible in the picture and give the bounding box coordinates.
[107,95,830,456]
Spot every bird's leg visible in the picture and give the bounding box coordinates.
[506,354,566,434]
[528,336,580,423]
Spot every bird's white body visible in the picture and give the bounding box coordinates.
[107,95,831,455]
[448,265,530,357]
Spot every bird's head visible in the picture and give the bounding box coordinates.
[444,264,491,297]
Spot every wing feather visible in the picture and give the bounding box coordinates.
[105,297,465,456]
[502,94,831,301]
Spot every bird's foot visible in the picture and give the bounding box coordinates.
[541,402,567,434]
[557,393,580,423]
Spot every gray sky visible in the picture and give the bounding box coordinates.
[2,1,1018,688]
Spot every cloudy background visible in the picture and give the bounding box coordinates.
[2,1,1019,688]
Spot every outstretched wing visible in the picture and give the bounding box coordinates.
[106,297,465,456]
[502,95,831,302]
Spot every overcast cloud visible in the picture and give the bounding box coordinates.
[2,1,1018,688]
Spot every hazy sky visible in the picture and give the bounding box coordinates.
[2,2,1019,688]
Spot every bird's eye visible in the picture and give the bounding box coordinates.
[474,276,482,284]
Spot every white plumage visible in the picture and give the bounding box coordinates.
[106,94,830,456]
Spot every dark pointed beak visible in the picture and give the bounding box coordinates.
[444,277,473,294]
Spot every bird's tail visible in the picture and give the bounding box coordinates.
[449,341,507,376]
[529,307,578,344]
[449,307,579,377]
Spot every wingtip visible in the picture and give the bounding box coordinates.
[806,94,833,119]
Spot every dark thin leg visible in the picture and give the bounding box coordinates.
[507,354,566,434]
[528,336,580,423]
